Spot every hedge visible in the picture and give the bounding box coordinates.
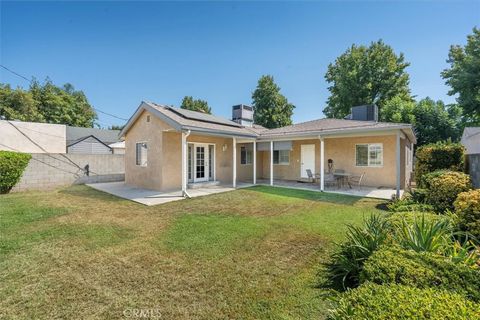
[423,170,472,213]
[386,212,447,233]
[455,189,480,239]
[360,246,480,302]
[415,141,465,188]
[0,151,31,193]
[328,283,480,320]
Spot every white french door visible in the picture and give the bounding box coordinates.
[194,144,210,182]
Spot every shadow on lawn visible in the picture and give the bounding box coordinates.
[58,185,127,204]
[246,185,364,206]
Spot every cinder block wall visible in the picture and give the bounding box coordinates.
[12,153,125,192]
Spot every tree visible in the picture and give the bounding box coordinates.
[109,124,125,130]
[180,96,211,114]
[442,27,480,124]
[251,75,295,128]
[0,79,97,127]
[0,84,44,122]
[31,79,97,127]
[324,40,412,118]
[413,98,462,146]
[381,96,463,146]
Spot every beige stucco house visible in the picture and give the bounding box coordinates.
[120,101,416,198]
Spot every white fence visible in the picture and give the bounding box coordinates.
[12,153,125,192]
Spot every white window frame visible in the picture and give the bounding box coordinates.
[136,142,148,167]
[240,146,253,165]
[355,143,383,167]
[273,150,290,165]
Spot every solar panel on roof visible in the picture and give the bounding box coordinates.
[167,106,242,128]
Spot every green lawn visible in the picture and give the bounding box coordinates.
[0,185,386,319]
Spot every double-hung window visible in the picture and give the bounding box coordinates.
[136,142,148,166]
[240,146,253,165]
[356,143,383,167]
[273,150,290,165]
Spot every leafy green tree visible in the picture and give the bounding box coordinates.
[109,124,125,130]
[0,79,97,127]
[442,27,480,124]
[413,98,462,146]
[324,40,412,118]
[381,96,463,146]
[252,75,295,128]
[0,84,44,122]
[380,96,415,124]
[180,96,211,114]
[31,79,97,127]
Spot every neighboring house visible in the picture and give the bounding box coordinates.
[0,120,66,153]
[461,127,480,188]
[120,101,416,197]
[109,141,126,154]
[66,126,121,154]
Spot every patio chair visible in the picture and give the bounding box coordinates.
[349,172,366,190]
[306,169,315,183]
[324,172,336,188]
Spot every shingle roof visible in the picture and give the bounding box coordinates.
[121,101,415,142]
[259,118,412,138]
[66,126,121,145]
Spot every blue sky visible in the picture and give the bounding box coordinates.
[1,1,479,127]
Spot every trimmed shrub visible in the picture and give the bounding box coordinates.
[455,189,480,239]
[327,215,390,289]
[387,198,434,213]
[328,283,480,320]
[386,211,446,231]
[424,170,472,213]
[360,246,480,302]
[415,141,465,188]
[0,151,31,193]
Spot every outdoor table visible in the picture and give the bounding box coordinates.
[333,172,352,188]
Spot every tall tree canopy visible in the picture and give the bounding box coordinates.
[381,96,463,146]
[0,79,97,127]
[324,40,412,118]
[442,27,480,124]
[180,96,211,114]
[252,75,295,128]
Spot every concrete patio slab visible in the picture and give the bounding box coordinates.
[86,182,244,206]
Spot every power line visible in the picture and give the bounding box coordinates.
[0,64,31,83]
[93,108,128,121]
[1,64,128,122]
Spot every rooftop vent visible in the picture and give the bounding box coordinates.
[232,104,254,127]
[346,105,378,122]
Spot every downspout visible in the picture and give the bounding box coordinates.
[182,130,191,198]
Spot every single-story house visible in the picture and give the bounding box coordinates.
[66,126,121,154]
[108,141,126,154]
[461,127,480,188]
[120,101,416,197]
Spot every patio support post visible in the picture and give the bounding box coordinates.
[253,141,257,185]
[396,130,401,199]
[181,130,191,198]
[232,137,237,188]
[270,140,273,186]
[320,137,324,192]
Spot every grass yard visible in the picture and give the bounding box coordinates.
[0,185,386,319]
